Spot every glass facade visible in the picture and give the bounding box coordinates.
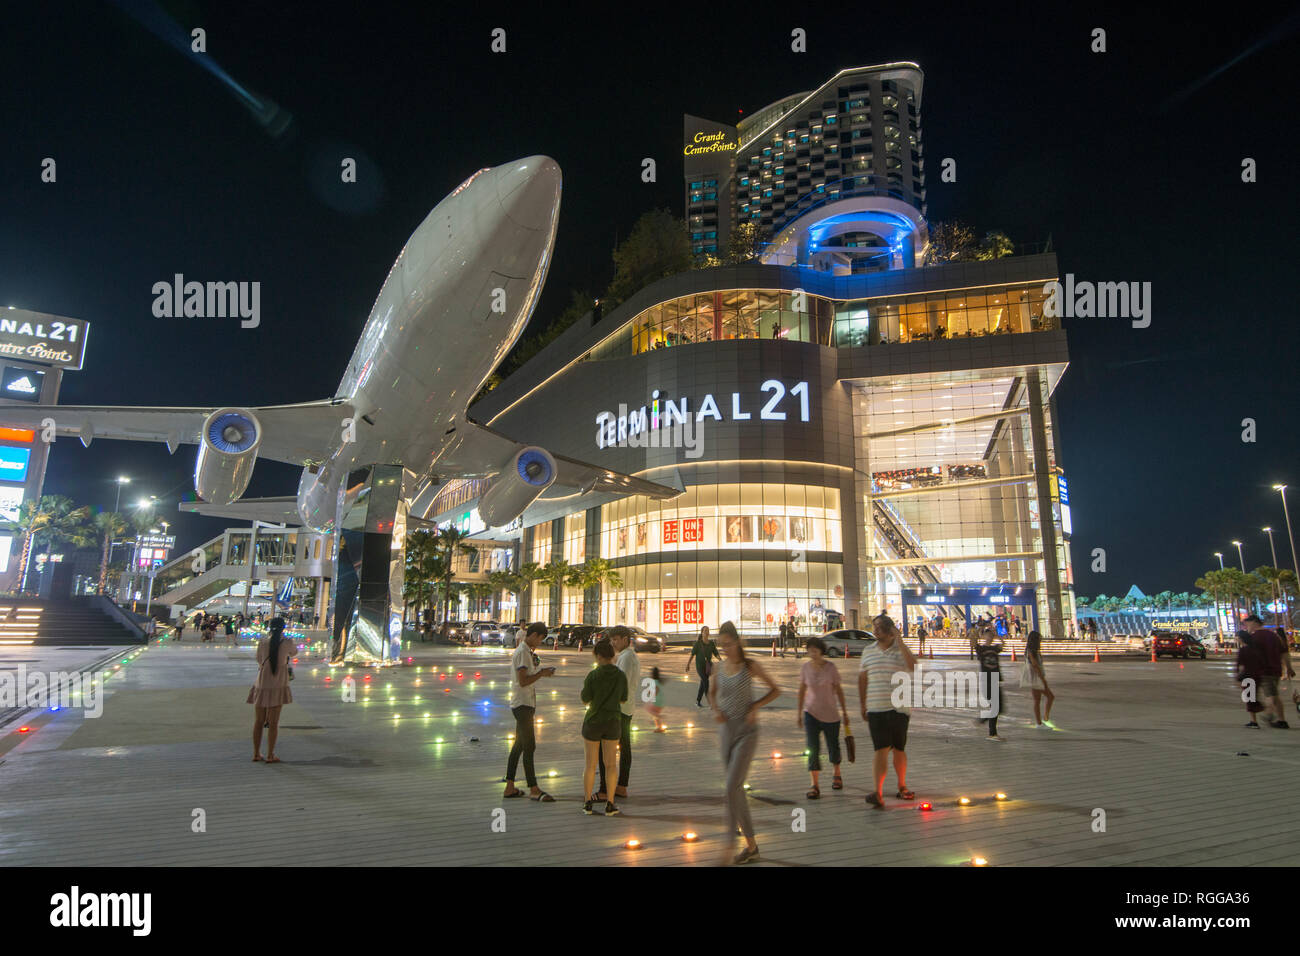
[583,284,1058,363]
[523,484,846,635]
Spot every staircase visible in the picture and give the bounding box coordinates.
[0,597,147,646]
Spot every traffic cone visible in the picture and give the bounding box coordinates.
[1150,646,1157,663]
[1092,645,1100,663]
[771,640,777,658]
[1010,644,1016,662]
[928,646,934,659]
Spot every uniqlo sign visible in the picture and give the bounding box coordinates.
[662,599,680,623]
[662,520,680,544]
[683,518,704,542]
[683,599,704,624]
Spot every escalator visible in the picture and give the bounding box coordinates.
[871,498,968,625]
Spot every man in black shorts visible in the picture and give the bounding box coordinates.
[858,613,917,808]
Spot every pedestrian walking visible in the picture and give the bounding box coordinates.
[597,626,640,801]
[246,617,294,763]
[686,625,721,706]
[224,615,236,646]
[797,636,847,798]
[1242,615,1293,728]
[581,639,628,816]
[503,622,557,801]
[1023,630,1054,728]
[710,620,780,864]
[858,613,918,808]
[644,666,667,732]
[1235,630,1265,728]
[173,618,185,641]
[778,622,789,658]
[973,626,1004,739]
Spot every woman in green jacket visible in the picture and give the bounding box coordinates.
[581,639,628,816]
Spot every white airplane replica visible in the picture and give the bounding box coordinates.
[2,156,680,534]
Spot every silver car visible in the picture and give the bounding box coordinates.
[819,629,876,658]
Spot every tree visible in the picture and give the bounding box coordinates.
[433,527,477,622]
[466,580,495,618]
[604,209,693,309]
[402,528,441,627]
[537,558,574,625]
[568,556,624,592]
[922,221,977,264]
[3,496,92,590]
[724,220,765,264]
[975,230,1014,260]
[95,511,133,594]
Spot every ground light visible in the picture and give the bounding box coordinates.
[624,839,642,850]
[919,802,933,811]
[682,832,699,842]
[959,797,971,805]
[995,792,1008,801]
[18,726,30,733]
[970,856,989,867]
[771,751,782,759]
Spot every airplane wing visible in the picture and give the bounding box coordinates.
[443,418,683,500]
[178,496,304,525]
[0,400,353,466]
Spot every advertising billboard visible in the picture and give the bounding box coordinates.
[0,446,31,483]
[0,309,90,370]
[1,366,45,402]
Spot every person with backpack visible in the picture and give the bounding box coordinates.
[975,627,1005,740]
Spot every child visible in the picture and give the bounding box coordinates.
[645,666,667,732]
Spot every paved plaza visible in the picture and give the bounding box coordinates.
[1,636,1297,866]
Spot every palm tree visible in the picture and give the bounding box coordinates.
[3,496,92,590]
[466,580,495,618]
[403,529,441,627]
[94,511,133,594]
[538,558,573,626]
[432,527,477,622]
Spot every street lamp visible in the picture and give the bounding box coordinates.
[1275,484,1298,581]
[1263,528,1279,567]
[1231,540,1245,572]
[1214,552,1224,570]
[1263,527,1281,626]
[113,476,131,514]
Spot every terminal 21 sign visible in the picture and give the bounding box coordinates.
[0,309,89,370]
[596,380,812,452]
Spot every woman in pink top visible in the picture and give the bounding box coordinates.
[796,636,848,798]
[246,618,294,763]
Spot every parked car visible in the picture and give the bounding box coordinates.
[468,621,506,646]
[588,626,664,653]
[819,628,876,657]
[443,621,471,644]
[1153,631,1206,659]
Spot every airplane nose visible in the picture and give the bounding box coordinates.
[496,155,561,232]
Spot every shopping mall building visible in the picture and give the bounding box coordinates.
[435,63,1077,639]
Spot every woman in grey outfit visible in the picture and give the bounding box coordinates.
[709,620,780,865]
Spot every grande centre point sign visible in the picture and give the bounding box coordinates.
[596,381,812,449]
[0,309,90,370]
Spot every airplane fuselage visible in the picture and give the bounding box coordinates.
[295,156,561,529]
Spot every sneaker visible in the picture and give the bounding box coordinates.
[605,802,621,816]
[582,800,595,815]
[1273,720,1290,729]
[987,734,1004,741]
[1245,721,1260,728]
[1042,720,1057,729]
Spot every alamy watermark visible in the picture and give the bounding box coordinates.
[890,664,999,718]
[0,665,106,717]
[151,274,260,328]
[1043,274,1151,328]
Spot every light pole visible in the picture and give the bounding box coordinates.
[113,476,131,514]
[1275,484,1298,629]
[1232,540,1245,572]
[1214,552,1224,570]
[1264,527,1281,626]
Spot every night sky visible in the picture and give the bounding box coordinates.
[1,3,1296,596]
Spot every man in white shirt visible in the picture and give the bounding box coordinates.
[858,613,917,809]
[597,626,641,801]
[503,623,557,801]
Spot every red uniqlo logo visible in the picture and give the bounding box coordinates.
[662,520,680,544]
[683,518,703,542]
[662,600,680,623]
[683,599,704,624]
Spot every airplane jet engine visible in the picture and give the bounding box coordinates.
[477,446,556,528]
[194,407,262,505]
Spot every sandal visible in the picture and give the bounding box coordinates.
[806,786,820,799]
[503,789,526,798]
[530,791,555,802]
[865,792,885,809]
[266,756,281,764]
[896,787,915,800]
[832,776,843,790]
